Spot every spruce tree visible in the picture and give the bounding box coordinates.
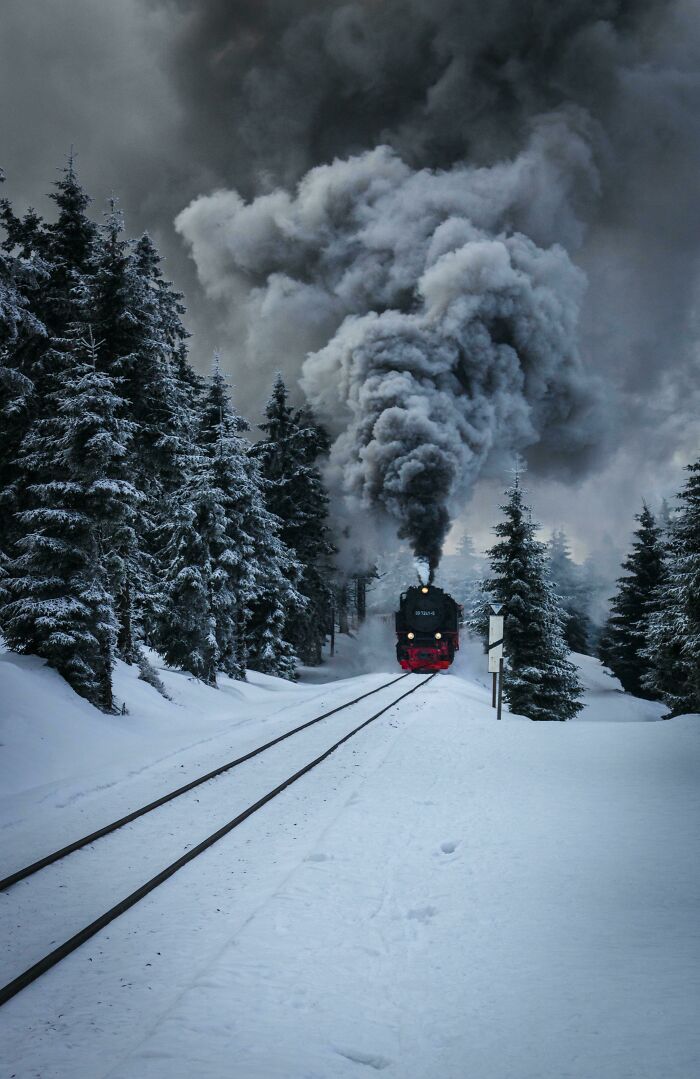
[548,529,593,655]
[441,532,482,609]
[0,159,99,556]
[0,171,46,558]
[92,207,202,653]
[478,474,583,721]
[156,360,302,685]
[598,505,665,698]
[253,375,334,665]
[203,365,302,680]
[641,462,700,714]
[156,451,222,687]
[0,330,137,710]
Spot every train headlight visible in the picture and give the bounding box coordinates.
[407,632,415,640]
[421,586,429,594]
[434,632,442,640]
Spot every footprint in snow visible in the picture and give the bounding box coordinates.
[439,840,459,855]
[407,905,437,923]
[334,1047,392,1071]
[305,852,330,863]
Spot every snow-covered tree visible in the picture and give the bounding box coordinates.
[92,206,204,652]
[130,231,198,492]
[156,471,221,686]
[0,171,46,559]
[474,474,583,721]
[0,330,138,710]
[156,361,303,685]
[0,160,99,557]
[198,360,301,680]
[641,463,700,714]
[253,375,333,665]
[439,532,482,609]
[548,529,593,655]
[598,505,665,699]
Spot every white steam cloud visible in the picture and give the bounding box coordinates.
[176,110,607,572]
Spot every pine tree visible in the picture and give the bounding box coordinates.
[0,330,138,710]
[253,375,334,665]
[156,360,303,685]
[207,367,303,680]
[477,474,583,721]
[0,171,46,558]
[156,444,223,687]
[440,532,482,609]
[548,529,593,655]
[641,462,700,714]
[92,206,203,654]
[0,159,100,558]
[598,505,665,698]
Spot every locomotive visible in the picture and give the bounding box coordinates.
[395,584,461,672]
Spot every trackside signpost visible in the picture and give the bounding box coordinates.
[488,605,504,718]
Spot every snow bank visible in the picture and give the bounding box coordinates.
[1,645,698,1079]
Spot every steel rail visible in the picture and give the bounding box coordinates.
[0,673,411,892]
[0,673,434,1007]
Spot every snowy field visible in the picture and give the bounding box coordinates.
[1,632,699,1079]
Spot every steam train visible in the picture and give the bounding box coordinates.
[395,584,461,672]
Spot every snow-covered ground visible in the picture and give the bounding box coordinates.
[1,634,699,1078]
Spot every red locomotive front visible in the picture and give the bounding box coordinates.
[395,584,460,673]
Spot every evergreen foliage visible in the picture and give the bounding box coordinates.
[548,529,593,655]
[0,160,328,705]
[156,445,223,687]
[640,462,700,715]
[91,203,199,651]
[598,505,665,699]
[0,330,138,710]
[0,173,46,558]
[198,360,301,680]
[474,474,583,721]
[253,375,334,665]
[439,533,483,610]
[0,160,102,557]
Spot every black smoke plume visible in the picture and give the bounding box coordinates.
[4,0,689,568]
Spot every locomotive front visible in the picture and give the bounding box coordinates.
[395,584,460,672]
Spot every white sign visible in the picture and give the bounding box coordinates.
[488,615,504,673]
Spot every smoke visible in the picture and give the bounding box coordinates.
[171,0,700,569]
[4,0,700,561]
[177,112,607,571]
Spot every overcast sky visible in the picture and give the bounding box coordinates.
[2,0,699,564]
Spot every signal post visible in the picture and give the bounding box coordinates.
[488,606,504,719]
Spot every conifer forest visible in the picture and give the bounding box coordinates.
[0,163,343,708]
[2,4,700,1076]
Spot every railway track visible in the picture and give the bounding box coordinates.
[1,672,411,892]
[0,671,435,1007]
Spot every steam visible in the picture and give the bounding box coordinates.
[170,0,700,568]
[177,114,605,573]
[414,558,431,587]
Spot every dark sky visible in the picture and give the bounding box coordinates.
[2,0,700,559]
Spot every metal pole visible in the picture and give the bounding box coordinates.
[492,672,497,709]
[496,657,504,720]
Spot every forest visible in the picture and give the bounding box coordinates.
[1,162,699,719]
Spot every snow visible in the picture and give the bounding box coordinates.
[1,637,699,1078]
